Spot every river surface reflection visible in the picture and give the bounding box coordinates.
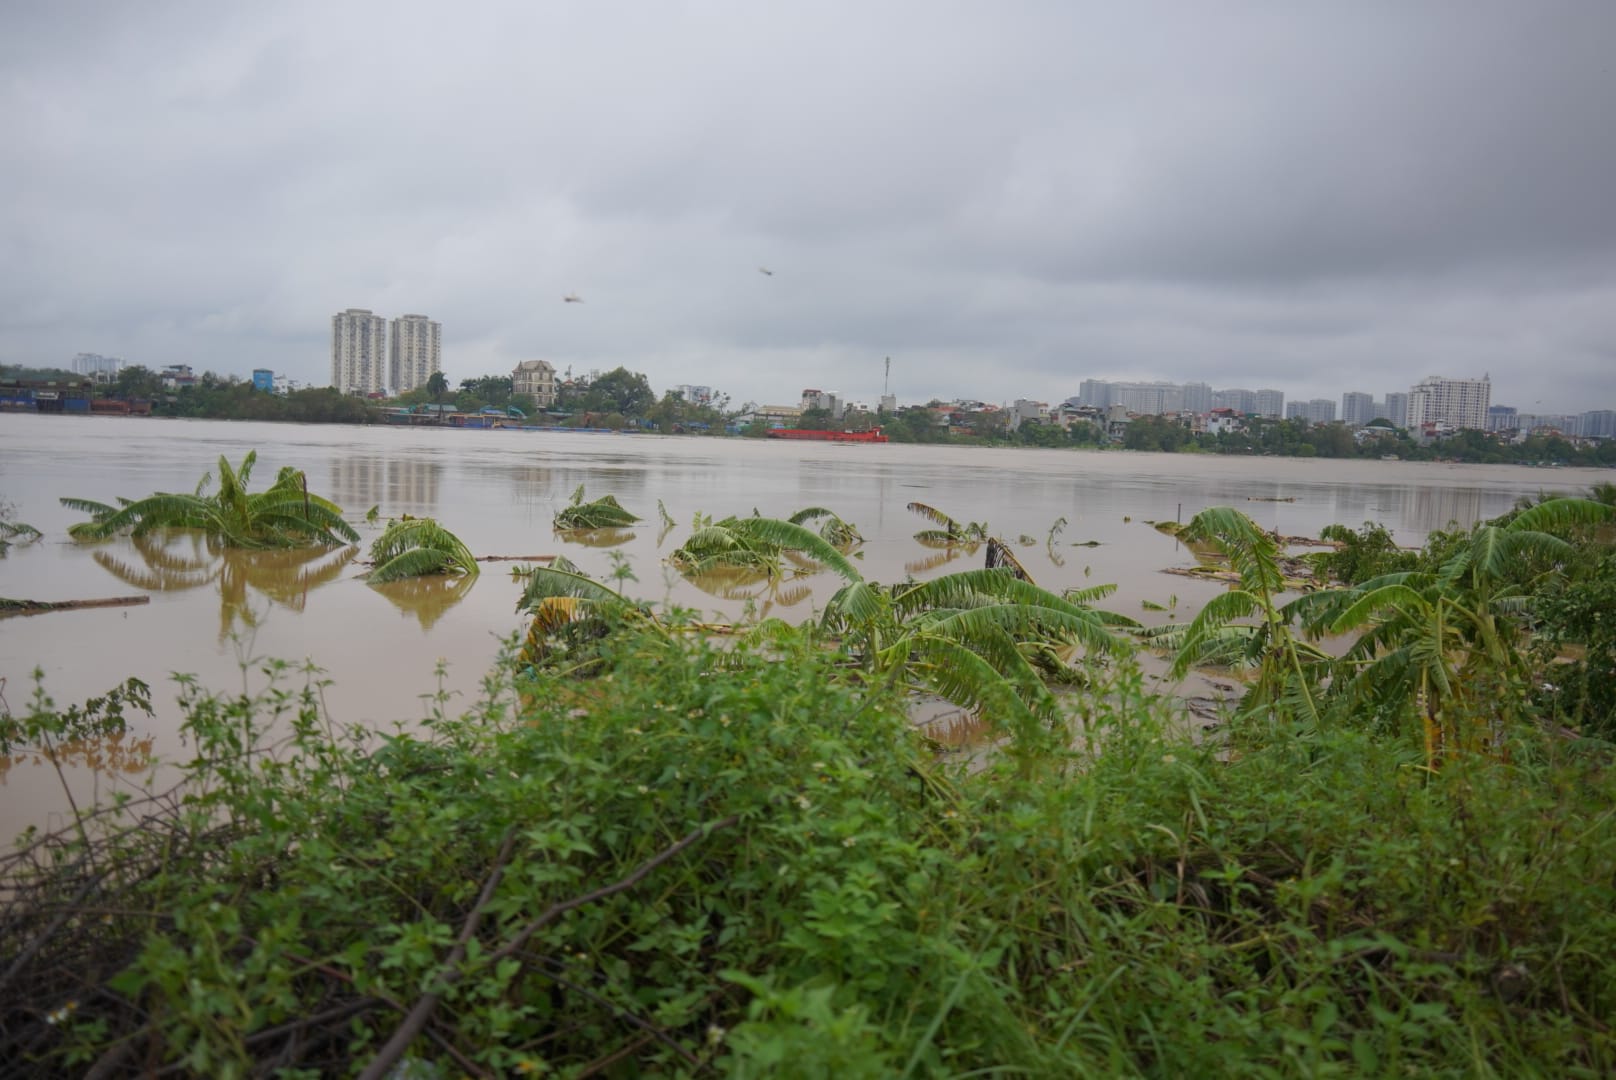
[1,413,1607,836]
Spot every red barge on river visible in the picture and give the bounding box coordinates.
[765,427,889,443]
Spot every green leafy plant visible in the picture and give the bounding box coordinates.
[554,485,639,530]
[1300,496,1615,764]
[61,451,359,549]
[365,517,479,583]
[907,501,988,546]
[1152,506,1330,726]
[0,502,41,554]
[669,508,864,583]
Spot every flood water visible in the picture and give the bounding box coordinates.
[2,413,1607,837]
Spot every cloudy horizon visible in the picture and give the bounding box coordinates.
[4,1,1613,414]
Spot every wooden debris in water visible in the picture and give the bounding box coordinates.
[0,595,150,617]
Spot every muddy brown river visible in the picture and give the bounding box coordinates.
[2,413,1606,837]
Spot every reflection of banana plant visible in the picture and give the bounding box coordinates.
[92,531,358,639]
[366,518,478,582]
[369,573,477,631]
[556,527,636,549]
[904,548,963,576]
[554,486,639,530]
[63,451,358,548]
[680,563,815,620]
[656,500,677,546]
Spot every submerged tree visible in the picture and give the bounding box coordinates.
[62,451,358,549]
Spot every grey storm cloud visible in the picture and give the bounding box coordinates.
[2,0,1613,413]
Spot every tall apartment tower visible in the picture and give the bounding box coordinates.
[1181,382,1213,414]
[331,309,388,395]
[390,314,442,394]
[1341,392,1374,427]
[1255,388,1285,418]
[1382,392,1410,428]
[1407,375,1491,431]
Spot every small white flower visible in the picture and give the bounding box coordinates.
[795,794,812,810]
[706,1023,727,1046]
[636,785,650,795]
[842,836,856,848]
[1161,753,1177,765]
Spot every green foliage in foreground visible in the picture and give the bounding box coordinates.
[5,631,1616,1077]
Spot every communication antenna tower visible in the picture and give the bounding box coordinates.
[884,356,890,397]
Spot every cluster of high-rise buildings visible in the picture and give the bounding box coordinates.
[1069,372,1608,441]
[330,309,442,396]
[1075,380,1288,418]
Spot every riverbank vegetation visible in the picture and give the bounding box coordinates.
[12,360,1610,465]
[3,487,1615,1074]
[5,629,1616,1075]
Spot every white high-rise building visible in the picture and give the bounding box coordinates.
[389,314,441,394]
[71,352,123,377]
[1215,388,1258,414]
[1581,410,1616,439]
[1181,382,1213,413]
[331,309,388,395]
[1407,375,1491,431]
[1341,392,1374,427]
[1077,379,1114,409]
[1255,389,1285,418]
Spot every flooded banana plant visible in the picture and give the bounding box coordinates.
[668,508,864,581]
[62,451,358,549]
[365,517,478,582]
[907,501,989,547]
[553,485,640,530]
[514,555,659,676]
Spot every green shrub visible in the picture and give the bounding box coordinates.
[5,634,1615,1076]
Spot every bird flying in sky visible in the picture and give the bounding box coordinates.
[563,293,583,303]
[757,267,773,276]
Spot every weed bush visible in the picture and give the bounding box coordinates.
[3,630,1615,1076]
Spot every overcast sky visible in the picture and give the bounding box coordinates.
[4,1,1613,413]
